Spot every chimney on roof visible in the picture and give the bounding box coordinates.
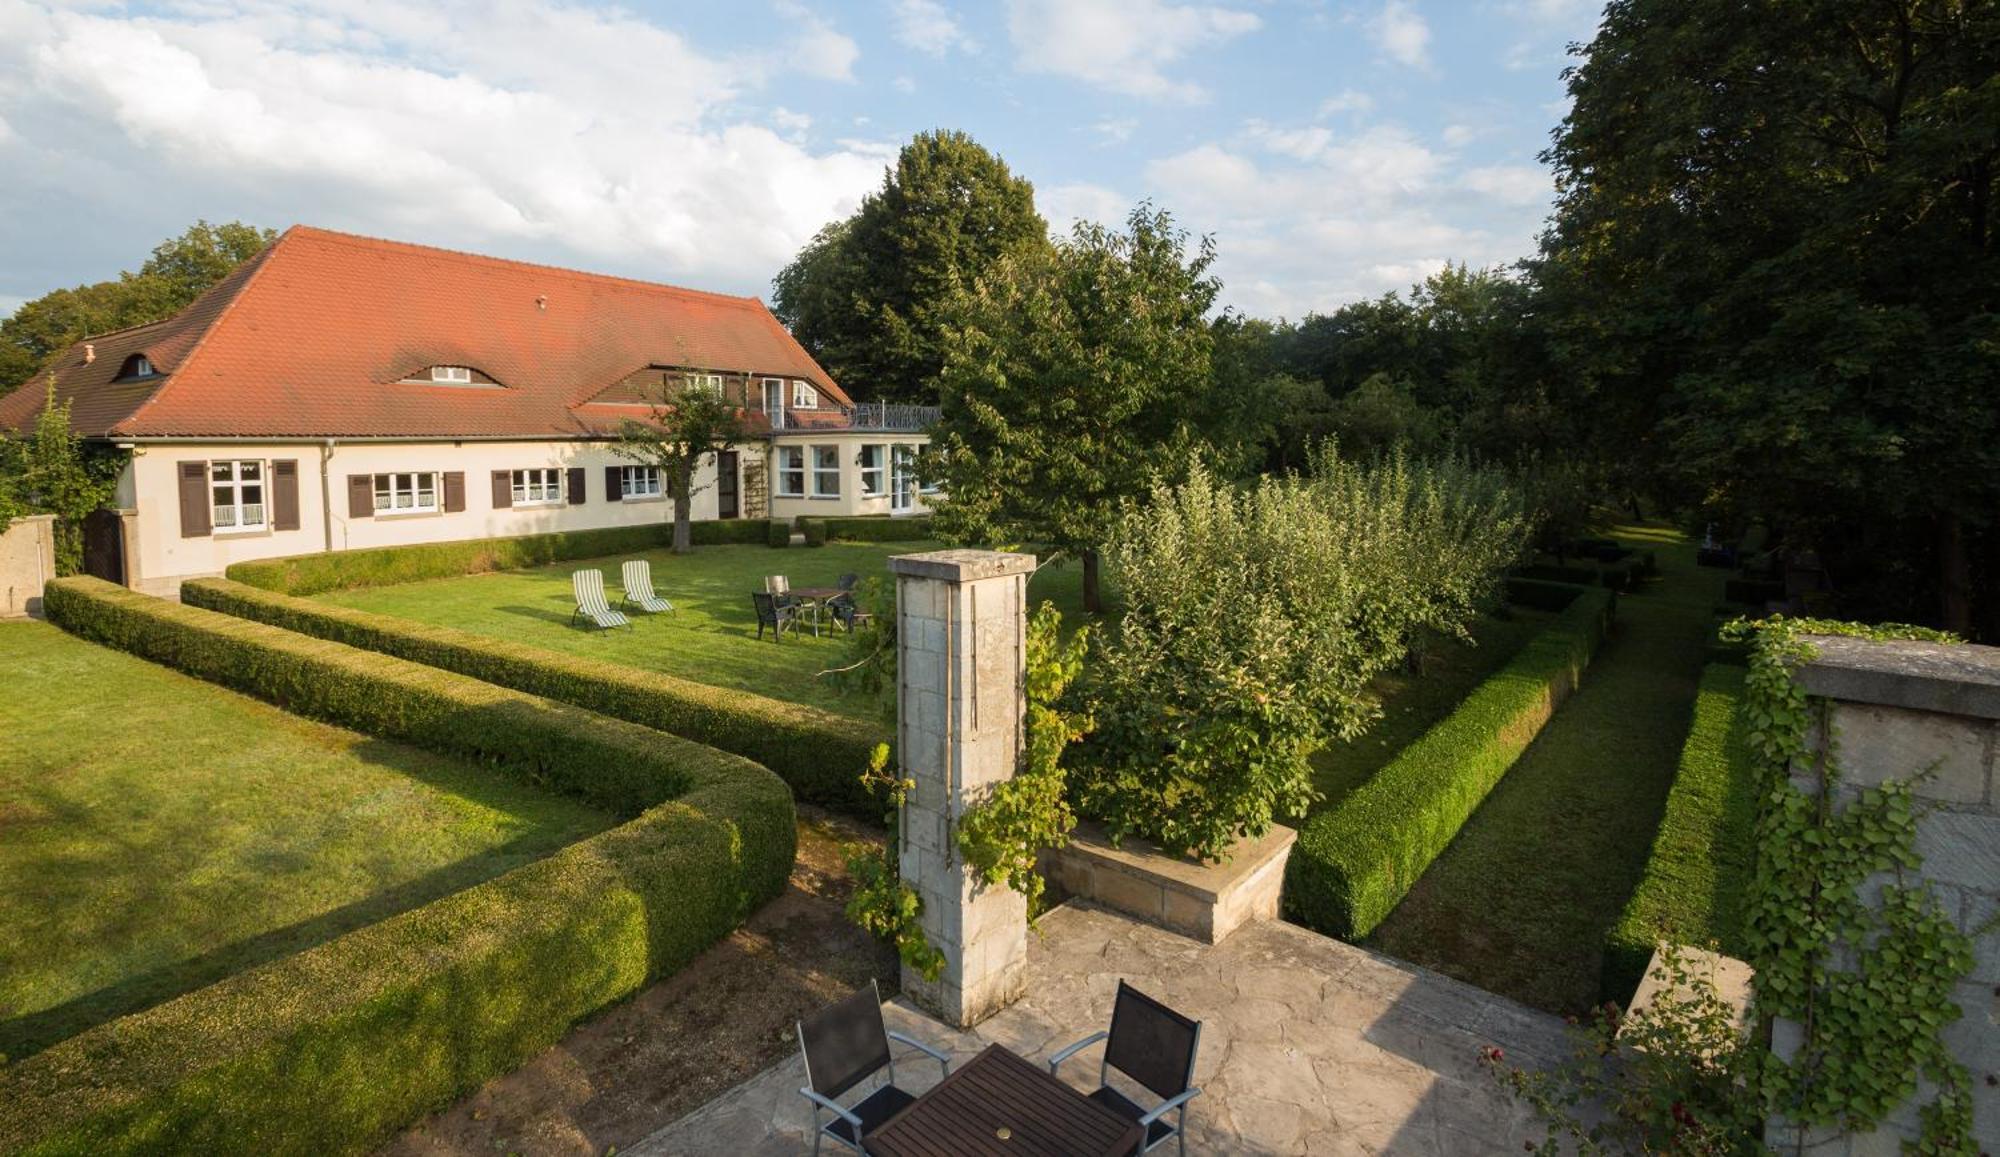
[536,294,547,311]
[84,343,95,364]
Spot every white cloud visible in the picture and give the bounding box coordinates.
[1461,163,1550,205]
[779,2,860,81]
[0,294,25,320]
[1369,1,1431,69]
[892,74,917,92]
[771,106,813,139]
[1006,0,1260,102]
[1316,89,1375,118]
[2,1,888,290]
[1441,123,1477,147]
[1245,120,1332,161]
[890,0,975,56]
[1040,182,1131,233]
[1091,116,1139,145]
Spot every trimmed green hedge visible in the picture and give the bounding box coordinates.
[1600,664,1757,1002]
[1503,576,1588,612]
[183,578,882,816]
[823,515,935,542]
[1514,562,1599,586]
[11,577,794,1156]
[1286,586,1615,940]
[799,517,829,547]
[766,518,793,547]
[226,520,769,596]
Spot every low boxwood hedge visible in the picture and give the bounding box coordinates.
[1503,575,1588,612]
[822,515,935,542]
[183,578,882,816]
[799,517,829,547]
[226,519,769,596]
[1513,562,1599,586]
[1600,664,1756,1002]
[1286,586,1615,940]
[766,518,793,547]
[11,577,794,1156]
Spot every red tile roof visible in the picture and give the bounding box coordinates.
[0,226,849,439]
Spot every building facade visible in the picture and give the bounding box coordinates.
[0,227,934,596]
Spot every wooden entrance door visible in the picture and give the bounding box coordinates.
[81,509,124,584]
[717,451,740,519]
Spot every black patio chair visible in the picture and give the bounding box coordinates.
[752,591,800,641]
[1049,980,1203,1155]
[836,573,859,591]
[797,980,951,1155]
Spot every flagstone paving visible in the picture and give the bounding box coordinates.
[634,901,1574,1155]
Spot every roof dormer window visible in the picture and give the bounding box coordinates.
[117,354,156,380]
[792,380,818,409]
[430,365,473,384]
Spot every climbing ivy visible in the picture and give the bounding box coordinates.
[956,603,1092,921]
[1723,616,1980,1153]
[843,743,947,982]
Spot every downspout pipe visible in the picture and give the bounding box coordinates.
[320,439,335,554]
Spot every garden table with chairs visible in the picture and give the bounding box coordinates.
[864,1044,1145,1157]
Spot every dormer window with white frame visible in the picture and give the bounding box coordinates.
[430,365,473,384]
[792,380,819,409]
[683,372,724,397]
[118,354,156,380]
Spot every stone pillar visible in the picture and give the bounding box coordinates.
[1767,635,2000,1153]
[890,548,1035,1027]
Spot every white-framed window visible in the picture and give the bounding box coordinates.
[777,446,806,497]
[890,445,915,513]
[374,471,439,514]
[859,444,886,496]
[119,354,155,379]
[792,380,819,409]
[811,445,840,496]
[619,465,662,500]
[429,365,473,384]
[684,372,723,396]
[919,449,942,494]
[211,459,266,531]
[512,467,563,506]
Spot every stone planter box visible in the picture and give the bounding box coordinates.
[1042,821,1296,944]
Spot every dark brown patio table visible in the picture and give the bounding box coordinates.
[787,586,845,636]
[864,1043,1144,1157]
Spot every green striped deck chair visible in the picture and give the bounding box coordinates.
[621,560,674,614]
[570,569,632,631]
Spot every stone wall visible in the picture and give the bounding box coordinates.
[0,515,56,617]
[1771,635,2000,1152]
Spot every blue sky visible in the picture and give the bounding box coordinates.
[0,0,1602,322]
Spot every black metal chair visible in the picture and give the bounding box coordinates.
[836,573,859,591]
[752,591,799,641]
[1049,980,1203,1155]
[797,980,951,1155]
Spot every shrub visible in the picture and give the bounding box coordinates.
[1724,577,1784,605]
[1600,664,1757,1002]
[14,577,793,1156]
[183,578,882,816]
[766,518,793,548]
[822,516,935,542]
[1073,449,1534,861]
[798,517,828,547]
[1286,586,1614,939]
[1514,562,1599,586]
[1503,576,1589,612]
[226,520,767,595]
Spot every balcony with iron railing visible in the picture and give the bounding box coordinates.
[761,400,940,433]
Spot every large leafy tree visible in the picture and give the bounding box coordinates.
[0,378,122,573]
[1539,0,2000,636]
[1,221,276,394]
[615,381,750,555]
[923,205,1216,613]
[772,130,1047,402]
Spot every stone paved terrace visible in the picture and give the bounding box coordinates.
[634,902,1574,1155]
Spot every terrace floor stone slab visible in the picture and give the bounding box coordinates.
[632,902,1573,1156]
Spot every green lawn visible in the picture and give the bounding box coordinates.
[0,620,611,1059]
[318,541,1087,719]
[1366,523,1725,1015]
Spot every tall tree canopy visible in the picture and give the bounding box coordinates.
[923,205,1217,612]
[1,221,277,395]
[771,130,1047,403]
[1538,0,2000,636]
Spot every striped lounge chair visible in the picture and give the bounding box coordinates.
[570,569,632,631]
[621,560,674,614]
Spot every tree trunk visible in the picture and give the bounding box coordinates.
[1081,549,1101,615]
[1938,513,1973,637]
[672,459,694,555]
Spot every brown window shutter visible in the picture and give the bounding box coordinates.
[178,461,211,538]
[491,470,512,509]
[605,465,621,501]
[567,466,586,505]
[270,460,301,531]
[443,471,465,513]
[347,474,374,518]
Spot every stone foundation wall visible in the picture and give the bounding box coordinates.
[1043,822,1295,945]
[1,515,56,617]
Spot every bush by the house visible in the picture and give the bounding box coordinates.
[822,515,935,542]
[1600,664,1757,1002]
[1503,576,1588,613]
[13,576,792,1156]
[226,520,768,596]
[1072,448,1534,861]
[798,517,828,547]
[183,578,881,815]
[766,518,793,547]
[1286,586,1614,940]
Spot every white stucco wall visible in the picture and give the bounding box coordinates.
[122,439,752,596]
[765,432,933,522]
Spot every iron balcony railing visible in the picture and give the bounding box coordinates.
[761,402,940,433]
